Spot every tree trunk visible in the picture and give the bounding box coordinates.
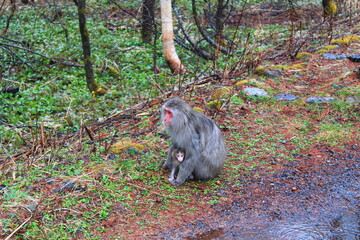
[141,0,155,43]
[1,0,16,35]
[76,0,107,96]
[160,0,185,74]
[215,0,225,45]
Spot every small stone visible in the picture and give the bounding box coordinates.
[126,147,139,155]
[347,54,360,62]
[306,97,336,103]
[323,53,347,60]
[26,204,38,212]
[264,69,282,78]
[275,93,299,101]
[108,154,117,160]
[53,181,76,193]
[45,177,57,185]
[346,96,360,103]
[244,87,268,97]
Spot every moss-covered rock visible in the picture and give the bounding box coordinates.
[295,52,312,60]
[315,49,329,55]
[331,35,360,45]
[254,66,281,78]
[212,87,234,99]
[110,140,145,154]
[235,80,249,86]
[207,100,223,110]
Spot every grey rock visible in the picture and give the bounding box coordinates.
[275,93,299,101]
[346,96,360,103]
[45,177,57,185]
[306,97,336,103]
[323,53,347,60]
[347,54,360,62]
[244,87,268,97]
[126,147,140,155]
[26,204,38,212]
[53,181,76,193]
[263,69,282,78]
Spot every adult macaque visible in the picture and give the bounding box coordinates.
[168,148,185,182]
[161,98,226,185]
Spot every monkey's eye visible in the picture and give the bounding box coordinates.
[165,109,172,116]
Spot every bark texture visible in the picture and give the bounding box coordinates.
[77,0,107,96]
[160,0,185,74]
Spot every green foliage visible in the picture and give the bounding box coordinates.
[316,122,353,146]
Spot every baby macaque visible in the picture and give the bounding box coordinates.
[168,149,185,182]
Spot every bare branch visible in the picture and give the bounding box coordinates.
[0,41,83,67]
[191,0,229,55]
[173,5,215,60]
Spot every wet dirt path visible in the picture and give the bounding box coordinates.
[159,144,360,239]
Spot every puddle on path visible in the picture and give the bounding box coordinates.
[190,213,359,240]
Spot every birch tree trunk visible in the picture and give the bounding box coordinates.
[160,0,185,74]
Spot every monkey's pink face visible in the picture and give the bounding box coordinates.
[163,108,173,127]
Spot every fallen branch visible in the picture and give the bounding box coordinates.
[0,41,83,67]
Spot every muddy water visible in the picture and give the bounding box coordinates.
[162,145,360,240]
[191,213,359,239]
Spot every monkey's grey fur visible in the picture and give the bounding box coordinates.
[161,98,227,185]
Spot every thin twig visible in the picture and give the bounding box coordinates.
[191,0,229,55]
[5,214,33,240]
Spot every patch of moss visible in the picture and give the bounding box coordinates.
[207,100,222,110]
[92,85,108,96]
[322,45,338,50]
[254,66,267,75]
[254,66,281,77]
[108,66,120,76]
[235,80,249,87]
[330,35,360,45]
[315,49,329,55]
[212,87,234,99]
[273,65,289,71]
[110,140,145,154]
[288,63,307,70]
[193,107,204,114]
[295,52,312,60]
[322,0,337,17]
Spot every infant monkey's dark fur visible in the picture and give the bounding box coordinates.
[161,98,226,185]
